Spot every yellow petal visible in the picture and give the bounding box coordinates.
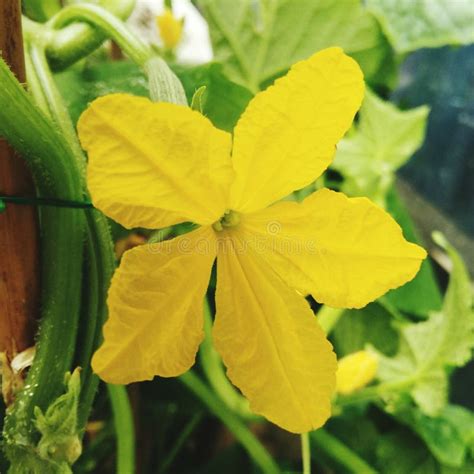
[78,94,233,229]
[336,351,378,395]
[92,226,217,384]
[229,47,364,213]
[241,188,427,308]
[213,233,336,433]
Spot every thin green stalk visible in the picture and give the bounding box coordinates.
[107,385,136,474]
[76,224,100,377]
[199,299,257,420]
[310,430,377,474]
[26,41,86,175]
[47,3,152,67]
[77,209,116,430]
[24,43,49,113]
[159,413,202,473]
[180,371,280,474]
[301,433,311,474]
[0,57,84,452]
[336,377,415,408]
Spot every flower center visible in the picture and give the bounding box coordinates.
[212,210,240,232]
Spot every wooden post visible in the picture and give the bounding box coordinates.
[0,0,39,357]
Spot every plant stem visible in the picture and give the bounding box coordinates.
[335,377,415,408]
[39,0,136,71]
[26,41,86,175]
[23,36,116,429]
[22,0,61,22]
[0,57,84,450]
[180,372,280,474]
[310,430,377,474]
[301,432,311,474]
[47,3,152,67]
[108,385,136,474]
[159,413,202,473]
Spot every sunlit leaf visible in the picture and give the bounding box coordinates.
[367,0,474,53]
[375,235,474,415]
[332,88,429,206]
[399,405,474,467]
[198,0,389,91]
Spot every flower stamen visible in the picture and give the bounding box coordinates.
[212,210,240,232]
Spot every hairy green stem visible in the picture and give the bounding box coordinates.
[23,36,116,430]
[146,56,187,105]
[310,430,377,474]
[0,58,84,452]
[107,385,136,474]
[180,372,280,474]
[26,41,86,175]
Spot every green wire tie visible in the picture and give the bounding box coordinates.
[0,195,93,213]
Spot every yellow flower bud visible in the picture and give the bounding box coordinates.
[336,350,378,395]
[156,8,183,51]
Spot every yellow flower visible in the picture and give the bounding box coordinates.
[336,351,379,395]
[156,8,183,50]
[77,48,426,433]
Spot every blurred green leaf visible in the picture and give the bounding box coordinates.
[55,61,251,132]
[367,0,474,53]
[385,187,443,316]
[400,405,474,467]
[331,302,399,357]
[376,429,438,474]
[198,0,389,91]
[332,88,429,206]
[376,236,474,415]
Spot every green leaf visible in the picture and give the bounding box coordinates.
[432,232,474,366]
[191,85,207,112]
[35,369,82,466]
[54,61,149,125]
[198,0,389,91]
[332,88,429,206]
[367,0,474,53]
[55,61,252,132]
[400,405,474,467]
[331,302,400,357]
[376,429,438,474]
[376,235,474,415]
[172,63,253,131]
[385,187,443,316]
